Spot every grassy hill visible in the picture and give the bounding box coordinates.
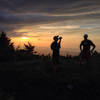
[0,54,100,100]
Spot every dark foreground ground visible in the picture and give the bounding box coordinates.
[0,55,100,100]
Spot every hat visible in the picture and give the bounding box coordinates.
[53,35,59,40]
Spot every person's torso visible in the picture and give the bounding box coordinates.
[51,41,60,51]
[82,40,92,52]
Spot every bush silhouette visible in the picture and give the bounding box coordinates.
[24,42,36,55]
[15,42,37,61]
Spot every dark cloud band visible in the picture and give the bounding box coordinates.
[0,0,100,36]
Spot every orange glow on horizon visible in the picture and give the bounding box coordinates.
[21,37,29,40]
[10,33,100,56]
[11,36,51,48]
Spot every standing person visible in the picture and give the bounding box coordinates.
[51,35,62,65]
[80,34,96,65]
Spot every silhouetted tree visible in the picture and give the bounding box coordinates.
[24,42,36,55]
[0,31,15,61]
[15,42,37,61]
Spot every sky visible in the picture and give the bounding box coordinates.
[0,0,100,55]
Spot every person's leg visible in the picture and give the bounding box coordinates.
[52,53,58,71]
[52,55,56,64]
[79,57,82,66]
[52,52,58,65]
[56,54,59,64]
[79,53,83,66]
[86,52,91,67]
[53,51,58,65]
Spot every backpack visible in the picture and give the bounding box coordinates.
[51,42,55,50]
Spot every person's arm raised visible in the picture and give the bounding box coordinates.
[58,37,62,44]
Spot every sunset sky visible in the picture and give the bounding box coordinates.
[0,0,100,55]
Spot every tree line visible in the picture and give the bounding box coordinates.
[0,31,99,62]
[0,31,38,62]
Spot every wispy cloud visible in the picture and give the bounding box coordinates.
[40,25,80,29]
[0,0,100,37]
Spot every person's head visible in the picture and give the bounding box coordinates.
[83,34,88,40]
[53,35,59,41]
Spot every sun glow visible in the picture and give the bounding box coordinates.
[21,37,29,40]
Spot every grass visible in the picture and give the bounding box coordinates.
[0,55,100,100]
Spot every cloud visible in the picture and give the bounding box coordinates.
[0,0,100,14]
[0,0,100,37]
[40,25,80,29]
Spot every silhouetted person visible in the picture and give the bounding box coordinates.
[80,34,96,65]
[51,35,62,65]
